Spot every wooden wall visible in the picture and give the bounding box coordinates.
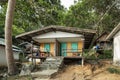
[66,41,83,57]
[40,43,55,56]
[39,40,83,57]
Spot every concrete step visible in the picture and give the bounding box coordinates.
[32,57,64,79]
[39,64,60,70]
[32,70,57,79]
[38,57,64,71]
[34,78,49,80]
[46,57,64,61]
[42,62,61,66]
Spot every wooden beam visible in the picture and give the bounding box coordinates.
[55,39,59,56]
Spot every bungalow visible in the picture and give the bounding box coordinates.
[106,22,120,65]
[0,38,21,66]
[16,25,96,58]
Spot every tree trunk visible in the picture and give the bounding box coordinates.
[5,0,16,75]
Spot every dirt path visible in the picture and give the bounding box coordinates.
[50,60,120,80]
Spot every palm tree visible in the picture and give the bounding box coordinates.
[5,0,16,75]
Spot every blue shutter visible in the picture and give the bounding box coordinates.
[61,43,67,56]
[44,43,50,52]
[71,42,78,52]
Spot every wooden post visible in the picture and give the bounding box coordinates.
[82,57,84,67]
[55,39,59,56]
[31,41,33,65]
[81,38,85,67]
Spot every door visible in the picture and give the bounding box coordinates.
[71,42,78,52]
[44,43,50,52]
[61,43,67,56]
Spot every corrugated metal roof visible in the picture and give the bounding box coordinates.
[0,38,5,46]
[0,38,22,52]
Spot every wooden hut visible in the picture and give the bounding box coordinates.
[16,25,96,58]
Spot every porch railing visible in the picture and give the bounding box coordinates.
[62,49,83,57]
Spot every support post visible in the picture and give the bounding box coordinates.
[82,57,84,67]
[31,41,33,65]
[55,39,59,56]
[81,38,85,67]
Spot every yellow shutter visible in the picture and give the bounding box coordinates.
[50,43,55,56]
[78,41,83,52]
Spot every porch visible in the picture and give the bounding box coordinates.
[31,56,84,66]
[32,55,83,59]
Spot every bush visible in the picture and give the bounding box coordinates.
[83,49,97,59]
[83,49,113,59]
[107,67,120,74]
[19,53,28,62]
[99,50,113,59]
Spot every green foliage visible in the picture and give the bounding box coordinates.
[83,49,96,59]
[12,25,25,36]
[84,0,120,34]
[6,75,33,80]
[0,0,65,36]
[62,1,96,29]
[14,0,65,32]
[62,0,120,35]
[100,50,113,59]
[0,5,6,38]
[83,49,113,59]
[107,67,120,74]
[19,53,28,62]
[0,24,4,38]
[0,0,120,42]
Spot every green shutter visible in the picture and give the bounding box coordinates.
[44,43,50,52]
[61,43,67,56]
[71,42,78,52]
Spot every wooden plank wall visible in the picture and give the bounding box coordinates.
[39,40,83,57]
[40,43,55,56]
[66,41,83,56]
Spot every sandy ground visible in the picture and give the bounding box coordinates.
[2,60,120,80]
[50,60,120,80]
